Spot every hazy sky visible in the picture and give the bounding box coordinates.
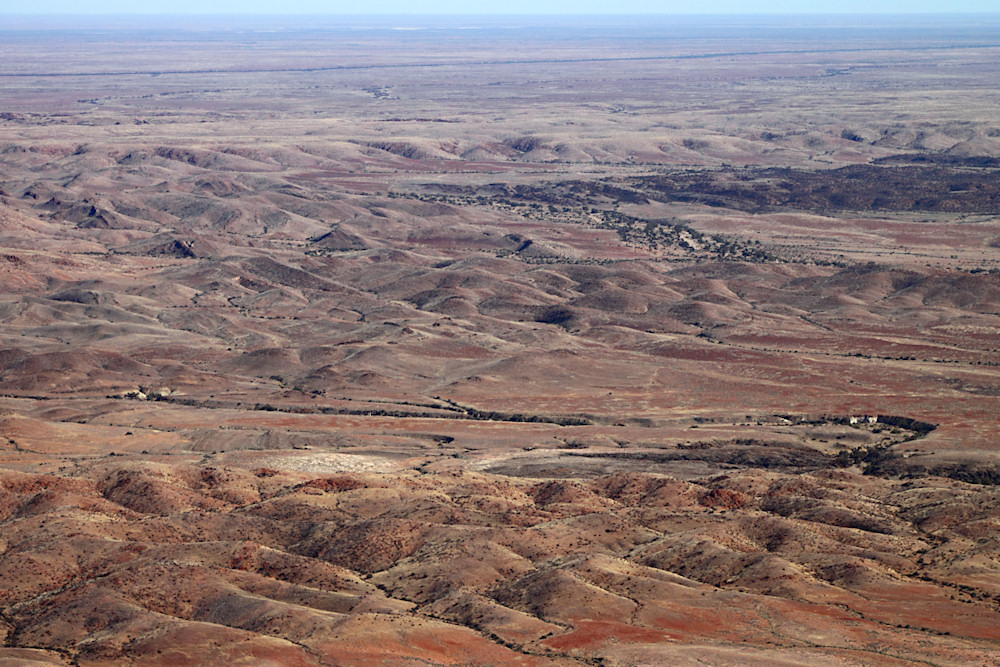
[2,1,997,14]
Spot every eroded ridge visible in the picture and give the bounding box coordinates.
[2,14,1000,666]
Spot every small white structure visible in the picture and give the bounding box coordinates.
[120,386,173,401]
[849,415,878,425]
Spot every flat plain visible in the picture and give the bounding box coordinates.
[2,14,1000,666]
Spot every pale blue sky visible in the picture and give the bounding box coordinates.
[1,1,997,14]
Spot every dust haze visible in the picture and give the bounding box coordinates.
[2,15,1000,666]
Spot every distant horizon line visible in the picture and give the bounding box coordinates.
[3,11,1000,16]
[4,12,999,32]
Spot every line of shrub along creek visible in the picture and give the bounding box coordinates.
[113,390,595,427]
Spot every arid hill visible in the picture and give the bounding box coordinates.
[2,14,1000,666]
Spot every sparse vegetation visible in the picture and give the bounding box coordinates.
[2,14,999,667]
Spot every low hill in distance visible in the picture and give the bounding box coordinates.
[2,15,1000,666]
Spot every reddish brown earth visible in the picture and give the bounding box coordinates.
[2,15,1000,666]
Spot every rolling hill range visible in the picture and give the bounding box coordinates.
[2,15,1000,666]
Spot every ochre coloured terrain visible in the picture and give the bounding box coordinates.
[2,15,1000,666]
